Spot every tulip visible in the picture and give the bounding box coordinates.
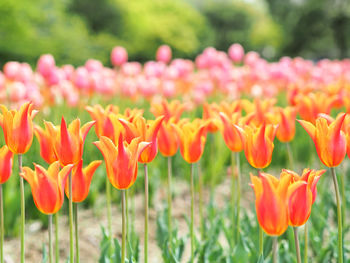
[94,135,150,263]
[282,168,325,263]
[21,162,73,263]
[250,172,291,235]
[118,116,163,263]
[34,123,58,164]
[21,162,73,214]
[64,159,102,203]
[85,104,119,140]
[235,123,277,169]
[150,99,186,122]
[0,145,13,263]
[172,119,208,262]
[172,119,208,163]
[157,117,179,157]
[0,102,37,263]
[219,111,243,244]
[64,159,101,262]
[119,116,164,163]
[298,113,346,168]
[156,45,172,64]
[298,113,346,263]
[203,102,221,133]
[111,46,128,67]
[0,102,37,154]
[47,117,94,263]
[228,43,245,63]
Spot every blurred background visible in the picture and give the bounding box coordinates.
[0,0,349,66]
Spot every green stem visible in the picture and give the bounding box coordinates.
[121,190,126,263]
[235,152,241,243]
[286,142,294,169]
[259,225,264,256]
[0,184,3,263]
[125,189,129,243]
[293,227,301,263]
[48,214,53,263]
[106,175,112,237]
[198,161,204,239]
[55,213,59,263]
[144,164,149,263]
[331,167,343,263]
[74,203,79,263]
[167,157,173,246]
[304,223,308,263]
[340,171,346,228]
[18,154,25,263]
[190,163,195,263]
[272,237,278,263]
[68,171,74,263]
[230,152,236,247]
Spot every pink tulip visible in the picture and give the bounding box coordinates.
[37,54,55,78]
[156,45,172,64]
[3,62,21,80]
[228,43,245,63]
[111,46,128,66]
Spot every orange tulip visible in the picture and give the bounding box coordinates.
[298,113,347,167]
[93,135,150,189]
[34,123,58,164]
[241,98,276,126]
[172,119,208,163]
[119,116,165,163]
[158,117,179,157]
[0,145,14,184]
[203,102,222,133]
[64,159,102,203]
[295,92,337,124]
[47,117,95,166]
[150,99,186,122]
[250,172,291,236]
[21,161,73,214]
[0,102,37,154]
[282,169,325,226]
[218,100,241,117]
[274,107,297,143]
[85,104,119,140]
[219,112,243,152]
[235,123,277,169]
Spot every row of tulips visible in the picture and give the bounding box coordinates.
[0,96,348,262]
[1,44,350,110]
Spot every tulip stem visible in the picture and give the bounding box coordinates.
[68,171,74,263]
[121,189,126,263]
[286,142,294,169]
[55,213,59,263]
[293,227,301,263]
[331,167,343,263]
[340,171,346,228]
[18,154,25,263]
[0,184,3,263]
[106,176,112,237]
[272,237,278,263]
[167,157,173,247]
[190,163,195,263]
[230,152,236,247]
[144,164,149,263]
[74,203,79,263]
[125,189,129,243]
[259,225,263,256]
[48,214,53,263]
[198,161,204,239]
[235,152,241,243]
[304,223,308,263]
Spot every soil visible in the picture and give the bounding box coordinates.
[3,176,252,263]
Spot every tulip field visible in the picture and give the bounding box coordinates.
[1,44,350,263]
